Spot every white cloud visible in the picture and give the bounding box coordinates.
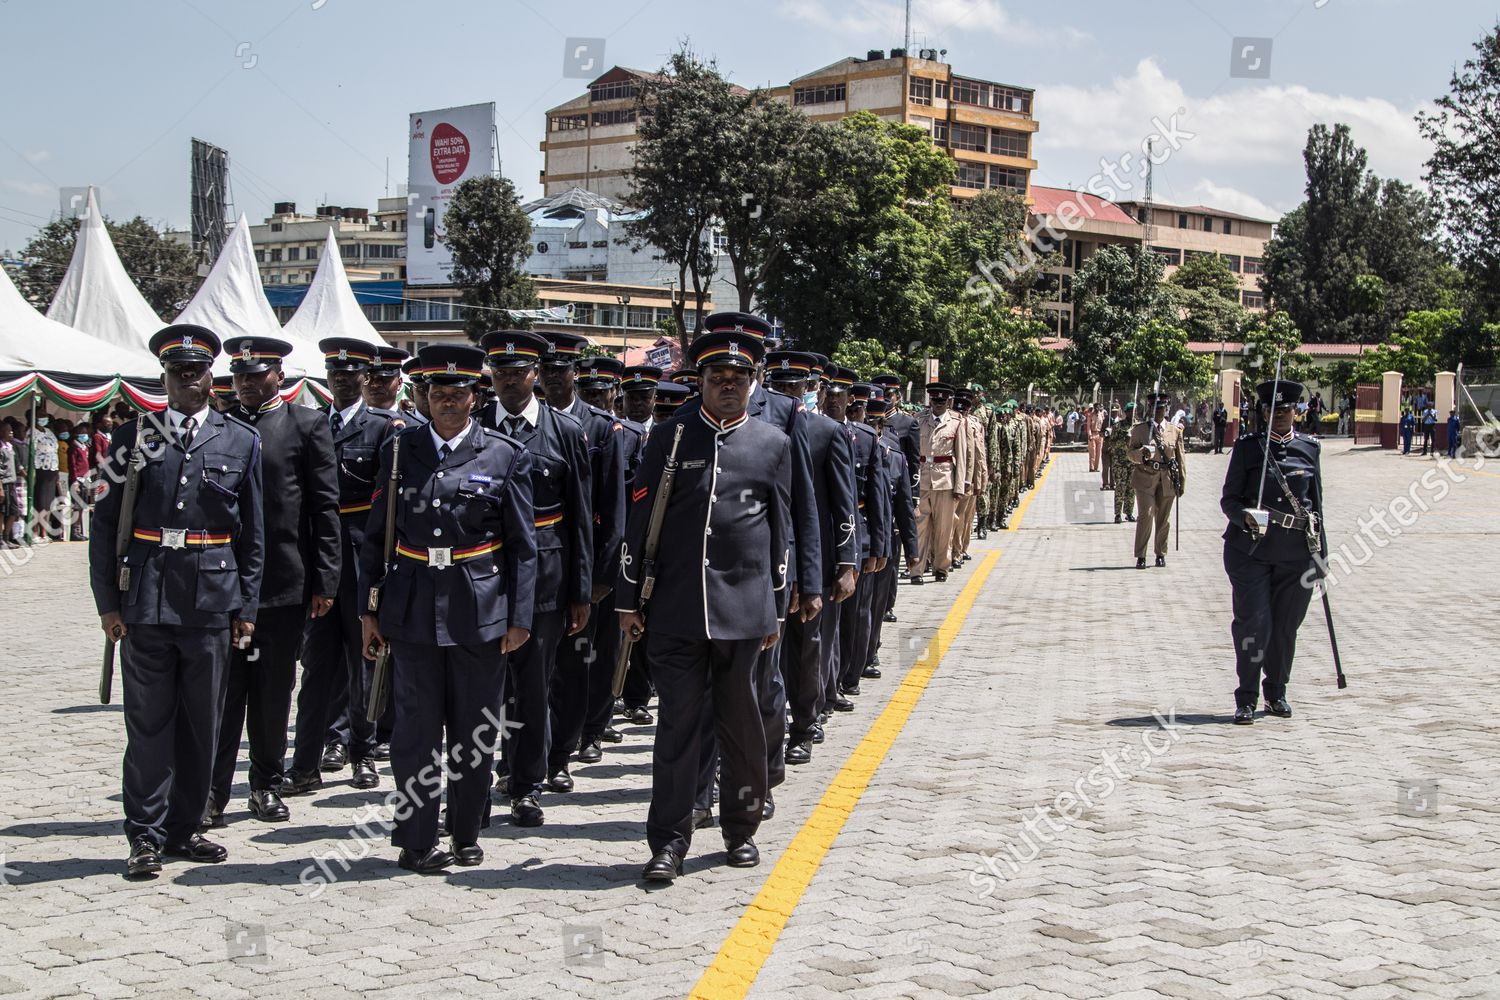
[777,0,1088,46]
[1185,180,1281,221]
[2,179,54,198]
[1038,58,1433,183]
[23,150,51,165]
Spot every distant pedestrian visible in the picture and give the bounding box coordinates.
[1400,410,1415,454]
[1212,403,1228,454]
[1420,404,1437,456]
[1446,409,1461,459]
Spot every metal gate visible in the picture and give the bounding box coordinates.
[1353,383,1382,445]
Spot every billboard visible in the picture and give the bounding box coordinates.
[406,103,496,286]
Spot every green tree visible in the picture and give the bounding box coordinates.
[1418,23,1500,319]
[830,338,919,388]
[1111,318,1212,389]
[1240,310,1316,384]
[1063,244,1172,385]
[947,306,1060,391]
[19,215,199,317]
[1167,252,1248,343]
[443,174,538,340]
[1351,309,1461,386]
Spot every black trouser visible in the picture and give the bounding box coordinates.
[867,561,898,666]
[822,598,845,711]
[387,638,504,852]
[754,632,788,791]
[33,470,60,538]
[648,633,765,858]
[621,640,653,710]
[1213,425,1225,453]
[548,600,603,774]
[120,623,229,847]
[292,572,371,773]
[837,570,876,690]
[499,609,565,798]
[211,604,301,808]
[1420,426,1434,454]
[1224,545,1315,708]
[784,599,834,742]
[581,595,622,743]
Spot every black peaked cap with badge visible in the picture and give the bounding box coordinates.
[481,330,548,368]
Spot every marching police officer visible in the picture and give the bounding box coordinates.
[832,377,890,701]
[284,338,401,795]
[90,325,265,877]
[363,345,410,411]
[400,357,431,425]
[208,337,340,827]
[872,374,920,494]
[478,330,592,827]
[913,382,966,584]
[358,345,538,872]
[539,332,626,792]
[865,393,919,674]
[653,381,691,424]
[619,331,793,881]
[1128,392,1187,568]
[1221,380,1326,725]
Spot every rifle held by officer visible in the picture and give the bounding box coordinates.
[612,423,685,699]
[102,442,145,704]
[366,434,402,723]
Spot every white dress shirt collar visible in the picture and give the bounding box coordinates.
[430,420,473,454]
[336,399,364,425]
[167,404,212,432]
[498,394,541,430]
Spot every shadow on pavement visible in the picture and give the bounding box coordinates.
[1105,713,1226,727]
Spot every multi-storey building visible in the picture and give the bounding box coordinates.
[1115,200,1274,311]
[246,198,408,287]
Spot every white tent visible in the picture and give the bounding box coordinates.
[0,264,158,377]
[282,230,389,349]
[45,187,162,352]
[176,215,322,377]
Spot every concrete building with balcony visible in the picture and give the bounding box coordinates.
[540,51,1038,203]
[246,199,408,287]
[1115,200,1274,311]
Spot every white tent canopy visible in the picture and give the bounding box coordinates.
[0,264,159,377]
[282,230,389,350]
[45,187,163,352]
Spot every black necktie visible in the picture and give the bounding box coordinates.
[505,417,525,438]
[179,416,197,451]
[330,410,343,437]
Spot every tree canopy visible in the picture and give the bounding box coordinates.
[443,174,539,340]
[18,215,199,318]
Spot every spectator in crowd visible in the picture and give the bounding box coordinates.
[92,414,114,468]
[1446,408,1462,459]
[1400,408,1416,454]
[1305,391,1324,434]
[1420,401,1438,456]
[1065,407,1079,442]
[65,418,91,540]
[0,420,18,548]
[1212,402,1228,454]
[27,409,60,542]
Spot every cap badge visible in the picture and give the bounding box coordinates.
[729,341,740,356]
[240,346,252,361]
[180,336,194,349]
[446,362,458,375]
[338,349,348,361]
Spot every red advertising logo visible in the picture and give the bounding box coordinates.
[429,122,471,185]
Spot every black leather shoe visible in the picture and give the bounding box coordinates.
[816,711,829,724]
[126,838,162,878]
[1265,699,1292,718]
[248,789,289,822]
[726,838,760,868]
[1233,705,1255,725]
[163,834,227,863]
[643,850,683,881]
[547,768,574,793]
[1136,557,1147,569]
[832,695,854,712]
[840,683,860,697]
[762,793,775,821]
[281,769,322,795]
[883,610,897,622]
[601,726,624,744]
[909,573,924,586]
[1115,513,1122,524]
[811,723,825,744]
[693,807,715,830]
[933,570,948,583]
[626,706,654,725]
[320,742,348,772]
[510,794,544,827]
[976,527,987,540]
[398,846,454,874]
[1127,514,1136,522]
[200,804,225,830]
[452,842,484,866]
[785,741,812,765]
[1155,555,1166,568]
[351,759,379,789]
[578,740,603,764]
[862,664,881,679]
[371,742,391,762]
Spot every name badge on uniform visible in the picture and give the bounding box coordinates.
[468,474,493,484]
[681,460,706,469]
[429,547,452,569]
[161,528,187,549]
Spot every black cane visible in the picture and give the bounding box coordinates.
[1321,588,1348,689]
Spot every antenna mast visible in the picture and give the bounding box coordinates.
[905,0,912,52]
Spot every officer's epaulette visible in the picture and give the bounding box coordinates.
[367,406,403,422]
[476,425,515,443]
[619,417,646,434]
[222,410,260,435]
[551,407,585,431]
[584,402,618,423]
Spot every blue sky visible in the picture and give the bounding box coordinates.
[0,0,1494,251]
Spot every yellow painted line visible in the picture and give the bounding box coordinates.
[689,458,1056,998]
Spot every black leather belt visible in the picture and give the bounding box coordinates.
[1268,511,1308,531]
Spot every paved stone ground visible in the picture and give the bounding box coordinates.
[1,439,1496,999]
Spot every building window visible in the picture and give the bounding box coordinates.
[935,80,949,99]
[988,165,1027,192]
[909,77,933,105]
[793,83,845,106]
[712,232,729,251]
[992,86,1033,115]
[429,300,451,321]
[1223,254,1242,273]
[589,80,636,102]
[950,77,985,107]
[270,223,282,232]
[1243,256,1264,275]
[1203,216,1214,232]
[341,243,358,259]
[407,300,429,322]
[1150,246,1182,266]
[1242,290,1264,309]
[951,122,986,152]
[591,108,636,127]
[1178,213,1188,229]
[550,114,588,131]
[989,128,1029,158]
[1183,249,1213,264]
[932,120,949,146]
[567,241,588,250]
[1222,219,1232,235]
[287,247,300,261]
[307,246,318,260]
[270,248,282,262]
[267,274,280,284]
[955,161,987,190]
[627,306,652,328]
[255,250,265,263]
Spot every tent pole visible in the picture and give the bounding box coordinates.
[24,388,37,547]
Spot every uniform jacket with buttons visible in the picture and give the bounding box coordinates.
[553,395,626,595]
[616,409,793,640]
[618,417,648,486]
[844,419,891,560]
[884,409,921,496]
[879,427,919,564]
[800,409,858,593]
[1220,431,1325,565]
[917,409,967,494]
[479,402,592,613]
[1128,419,1188,493]
[89,409,265,627]
[234,399,341,608]
[358,422,537,646]
[329,403,402,557]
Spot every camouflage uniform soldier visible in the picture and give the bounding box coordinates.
[984,404,1007,531]
[1107,403,1136,523]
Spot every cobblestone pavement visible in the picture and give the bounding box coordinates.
[1,440,1496,999]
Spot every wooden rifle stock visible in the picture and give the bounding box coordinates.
[612,424,685,698]
[101,442,145,704]
[366,434,402,723]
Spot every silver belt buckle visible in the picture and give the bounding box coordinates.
[161,528,187,550]
[428,547,453,568]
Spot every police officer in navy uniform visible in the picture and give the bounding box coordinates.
[363,345,410,411]
[284,338,402,794]
[90,325,265,877]
[766,352,857,767]
[872,373,921,505]
[359,345,538,872]
[832,376,891,700]
[539,332,626,791]
[666,369,700,398]
[865,391,919,676]
[620,331,793,881]
[207,337,340,827]
[478,330,592,826]
[621,365,661,433]
[400,357,431,425]
[1221,379,1326,725]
